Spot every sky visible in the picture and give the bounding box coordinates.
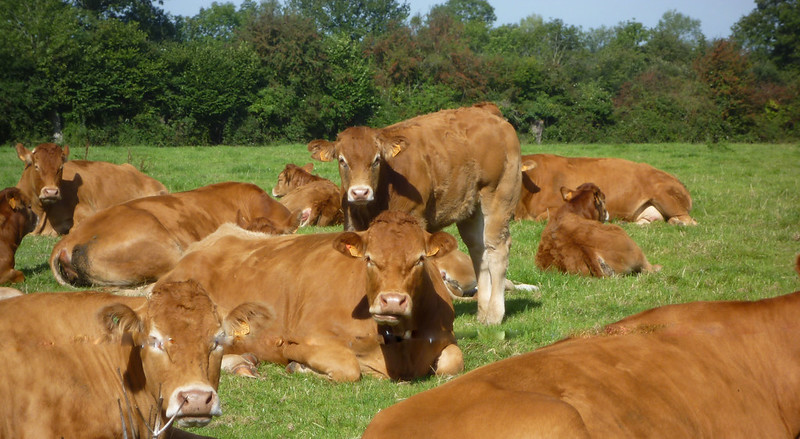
[161,0,757,40]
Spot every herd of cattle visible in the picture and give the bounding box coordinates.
[1,102,797,437]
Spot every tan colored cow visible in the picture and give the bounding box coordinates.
[15,143,168,236]
[278,179,343,227]
[271,162,328,197]
[0,188,37,284]
[364,289,800,438]
[50,182,298,287]
[0,280,269,438]
[536,183,659,276]
[157,211,463,382]
[308,102,521,325]
[516,154,696,225]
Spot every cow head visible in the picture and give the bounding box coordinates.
[99,279,271,428]
[16,143,70,204]
[1,187,38,237]
[272,163,315,198]
[308,127,408,205]
[333,211,457,328]
[561,183,609,222]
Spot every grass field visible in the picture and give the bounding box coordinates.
[2,142,799,438]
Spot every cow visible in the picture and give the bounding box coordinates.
[0,279,270,438]
[535,183,659,277]
[515,154,697,225]
[15,142,169,236]
[50,182,298,288]
[363,289,800,438]
[278,179,343,227]
[0,287,23,299]
[271,163,329,198]
[308,102,522,325]
[0,187,37,284]
[156,211,464,382]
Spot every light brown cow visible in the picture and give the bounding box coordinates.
[0,188,37,284]
[157,211,464,382]
[308,102,521,325]
[364,289,800,438]
[516,154,696,225]
[536,183,659,276]
[50,182,298,287]
[271,162,328,197]
[15,143,168,236]
[278,179,343,227]
[0,280,269,438]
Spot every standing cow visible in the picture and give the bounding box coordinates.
[157,211,464,382]
[15,143,168,236]
[0,280,270,438]
[308,102,521,325]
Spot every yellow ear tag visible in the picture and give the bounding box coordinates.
[233,321,251,337]
[391,142,403,157]
[8,198,18,210]
[345,243,360,257]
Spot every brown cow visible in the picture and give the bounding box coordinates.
[0,188,38,284]
[0,280,270,438]
[516,154,697,225]
[536,183,659,276]
[50,182,298,287]
[271,162,328,197]
[157,211,464,382]
[278,179,343,227]
[364,289,800,438]
[308,102,521,325]
[15,143,168,236]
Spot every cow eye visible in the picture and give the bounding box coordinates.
[338,156,348,169]
[371,156,380,168]
[147,336,165,351]
[415,255,425,266]
[365,255,373,266]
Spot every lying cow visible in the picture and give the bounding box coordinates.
[15,143,168,236]
[157,211,463,382]
[271,162,329,197]
[278,179,343,227]
[364,289,800,438]
[516,154,697,225]
[50,181,298,287]
[308,102,521,325]
[0,280,269,438]
[536,183,659,276]
[0,188,37,284]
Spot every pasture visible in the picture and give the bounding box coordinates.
[1,142,799,438]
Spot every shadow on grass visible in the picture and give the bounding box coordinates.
[454,296,542,320]
[22,262,51,278]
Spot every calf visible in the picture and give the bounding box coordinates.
[278,179,343,227]
[50,182,297,287]
[0,280,269,438]
[271,163,328,197]
[308,102,521,324]
[0,188,37,284]
[157,211,463,382]
[535,183,659,276]
[15,143,168,236]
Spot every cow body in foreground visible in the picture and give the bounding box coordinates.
[308,102,521,324]
[364,290,800,438]
[278,179,343,227]
[157,211,463,382]
[50,182,297,287]
[516,154,696,225]
[536,183,658,276]
[0,280,268,438]
[0,188,37,284]
[15,143,168,236]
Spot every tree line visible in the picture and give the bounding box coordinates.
[1,0,798,146]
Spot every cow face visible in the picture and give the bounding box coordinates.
[272,163,315,198]
[333,211,457,327]
[16,143,70,204]
[308,127,407,205]
[561,183,609,222]
[1,187,38,236]
[100,279,271,428]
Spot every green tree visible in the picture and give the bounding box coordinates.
[733,0,800,70]
[286,0,409,40]
[646,10,705,64]
[71,0,177,41]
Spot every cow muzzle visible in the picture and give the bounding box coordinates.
[347,185,374,204]
[167,384,222,428]
[370,292,412,325]
[39,186,61,203]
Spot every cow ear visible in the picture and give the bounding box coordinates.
[7,193,19,210]
[560,187,575,201]
[334,232,365,258]
[302,163,314,173]
[521,160,537,172]
[15,143,32,166]
[62,144,70,161]
[223,302,274,341]
[308,140,335,162]
[99,303,143,338]
[377,134,408,158]
[426,231,457,258]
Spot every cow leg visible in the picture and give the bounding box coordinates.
[456,210,491,318]
[282,339,362,382]
[434,343,464,377]
[221,353,260,378]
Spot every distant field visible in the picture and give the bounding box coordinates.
[1,142,799,438]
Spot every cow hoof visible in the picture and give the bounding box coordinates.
[286,361,311,374]
[232,363,259,378]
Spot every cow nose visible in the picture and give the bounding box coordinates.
[176,389,218,417]
[40,186,60,200]
[348,186,373,203]
[379,293,409,315]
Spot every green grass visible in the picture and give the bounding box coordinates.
[2,142,800,438]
